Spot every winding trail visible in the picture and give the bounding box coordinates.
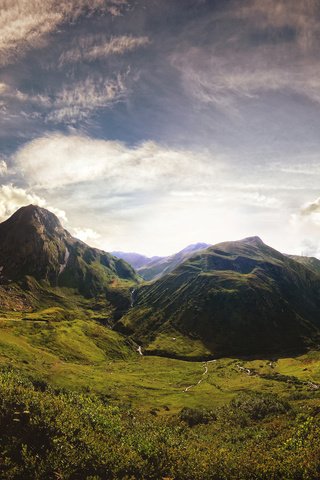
[235,363,320,390]
[236,364,254,376]
[184,360,216,392]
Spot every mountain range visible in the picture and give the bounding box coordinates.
[118,236,320,358]
[1,205,320,358]
[112,242,211,281]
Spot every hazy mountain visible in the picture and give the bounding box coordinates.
[114,243,211,281]
[118,237,320,358]
[138,242,211,281]
[288,255,320,276]
[111,252,162,270]
[0,205,138,314]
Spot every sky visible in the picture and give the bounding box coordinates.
[1,0,320,256]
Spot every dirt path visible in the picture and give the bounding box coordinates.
[184,360,216,392]
[236,364,254,376]
[235,363,320,390]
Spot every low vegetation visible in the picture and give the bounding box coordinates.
[0,369,319,479]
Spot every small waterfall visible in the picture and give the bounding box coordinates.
[130,288,136,307]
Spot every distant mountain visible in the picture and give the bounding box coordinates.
[0,205,138,315]
[111,252,162,270]
[117,237,320,358]
[288,255,320,276]
[138,243,211,281]
[113,243,211,281]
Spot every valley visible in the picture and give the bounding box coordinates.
[0,205,319,479]
[0,310,319,413]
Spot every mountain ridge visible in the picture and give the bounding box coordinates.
[0,205,138,317]
[2,205,320,359]
[113,242,211,280]
[117,236,320,358]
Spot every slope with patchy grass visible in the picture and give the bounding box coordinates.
[118,237,320,358]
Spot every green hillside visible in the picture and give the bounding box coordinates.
[118,237,320,358]
[288,254,320,276]
[0,205,139,320]
[137,242,211,280]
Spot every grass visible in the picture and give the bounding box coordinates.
[145,331,212,358]
[0,311,319,413]
[1,367,319,480]
[0,310,319,479]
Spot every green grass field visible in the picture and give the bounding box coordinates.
[1,310,320,479]
[0,312,319,414]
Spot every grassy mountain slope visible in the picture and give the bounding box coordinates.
[288,255,320,276]
[118,237,320,358]
[0,205,139,318]
[136,242,211,280]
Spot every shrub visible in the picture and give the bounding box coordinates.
[229,392,290,420]
[179,407,216,426]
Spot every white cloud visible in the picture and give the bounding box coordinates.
[0,75,128,124]
[288,196,320,258]
[7,133,318,257]
[59,35,150,65]
[301,196,320,217]
[46,74,128,123]
[0,0,128,66]
[0,184,67,223]
[173,48,320,113]
[13,133,217,190]
[0,160,7,176]
[71,227,101,244]
[171,0,320,112]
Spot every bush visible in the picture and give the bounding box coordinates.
[229,392,290,420]
[0,370,319,480]
[179,407,216,426]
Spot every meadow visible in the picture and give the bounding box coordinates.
[0,312,320,479]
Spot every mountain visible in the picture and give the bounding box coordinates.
[113,243,211,281]
[288,255,320,276]
[117,237,320,358]
[138,243,211,281]
[111,252,162,270]
[0,205,138,315]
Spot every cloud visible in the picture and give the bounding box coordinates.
[171,0,320,113]
[0,74,129,124]
[0,184,67,222]
[0,0,128,66]
[173,47,320,113]
[46,74,128,123]
[301,197,320,217]
[71,227,101,244]
[59,35,150,65]
[298,239,320,258]
[13,133,217,191]
[0,160,7,176]
[235,0,319,50]
[8,133,313,257]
